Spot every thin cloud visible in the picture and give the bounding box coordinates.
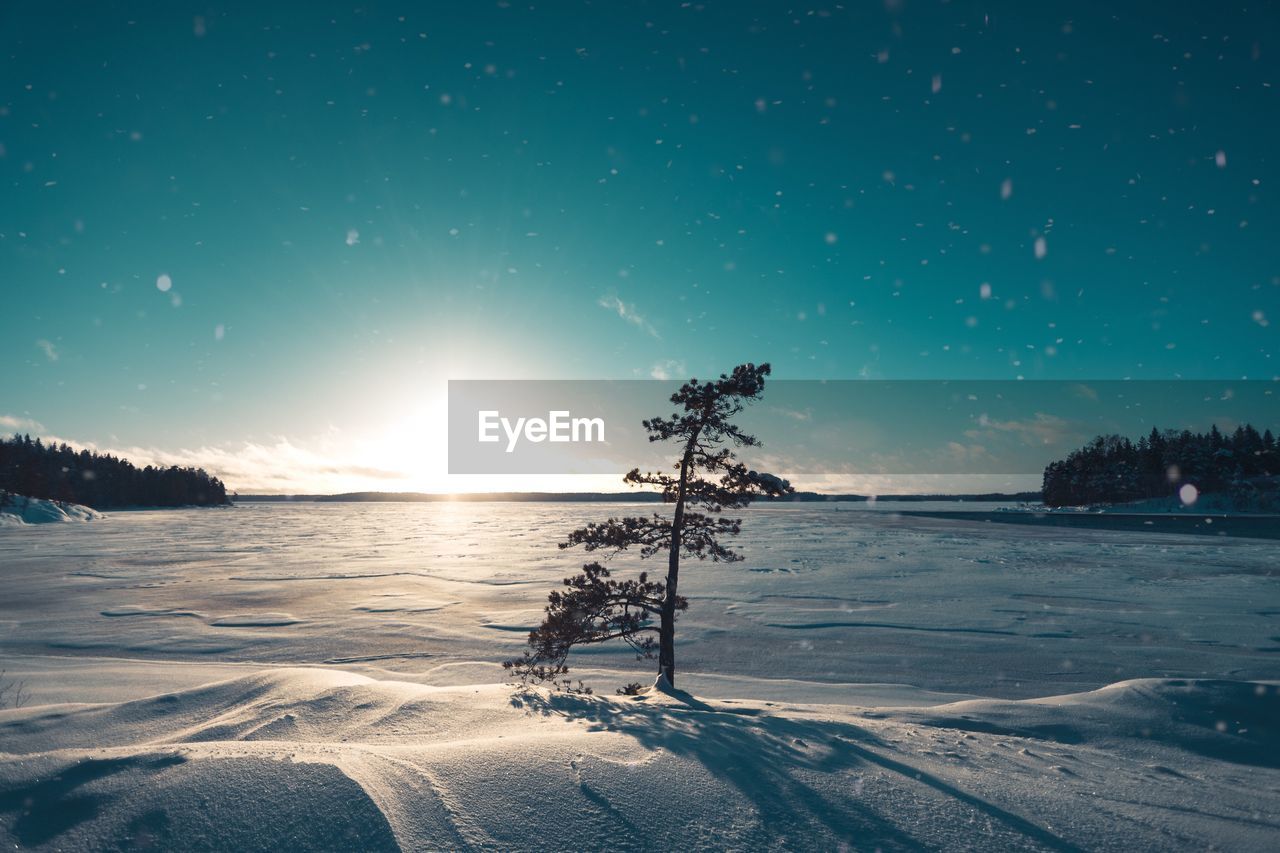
[598,294,660,338]
[747,450,1037,494]
[768,406,812,422]
[0,414,45,433]
[649,360,685,380]
[966,412,1083,446]
[35,339,59,362]
[1071,383,1099,402]
[20,432,408,494]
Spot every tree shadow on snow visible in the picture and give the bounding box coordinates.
[0,755,184,847]
[513,688,1083,852]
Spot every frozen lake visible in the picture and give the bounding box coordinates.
[3,501,1276,704]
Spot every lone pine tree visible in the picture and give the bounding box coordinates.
[504,362,792,689]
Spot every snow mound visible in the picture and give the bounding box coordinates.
[3,670,1278,850]
[0,495,102,526]
[891,677,1280,767]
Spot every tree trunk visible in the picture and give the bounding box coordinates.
[659,488,683,687]
[658,595,677,687]
[659,429,700,688]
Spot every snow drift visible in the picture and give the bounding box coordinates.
[2,670,1277,851]
[0,495,102,526]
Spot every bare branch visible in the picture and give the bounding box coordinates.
[0,670,30,710]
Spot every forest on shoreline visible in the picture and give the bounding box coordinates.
[1042,424,1278,508]
[0,435,229,509]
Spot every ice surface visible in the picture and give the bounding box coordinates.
[2,502,1276,702]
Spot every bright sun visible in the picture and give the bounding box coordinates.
[366,399,451,492]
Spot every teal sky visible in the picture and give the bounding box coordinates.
[2,2,1277,491]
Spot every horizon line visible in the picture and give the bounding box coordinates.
[232,489,1042,502]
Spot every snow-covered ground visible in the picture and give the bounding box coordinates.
[0,495,102,526]
[998,493,1279,515]
[1,502,1278,849]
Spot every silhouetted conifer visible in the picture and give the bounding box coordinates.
[505,363,792,688]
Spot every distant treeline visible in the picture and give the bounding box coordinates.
[1042,425,1278,507]
[0,434,230,509]
[236,490,1043,503]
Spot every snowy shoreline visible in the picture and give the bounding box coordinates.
[897,508,1280,539]
[0,494,243,528]
[0,495,102,526]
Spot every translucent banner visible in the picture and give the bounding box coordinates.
[448,379,1278,478]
